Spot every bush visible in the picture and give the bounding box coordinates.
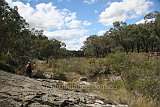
[116,53,160,101]
[36,53,160,102]
[100,52,160,101]
[106,52,129,74]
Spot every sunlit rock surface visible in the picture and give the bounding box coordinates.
[0,70,128,107]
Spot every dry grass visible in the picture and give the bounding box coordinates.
[34,56,159,107]
[35,63,57,73]
[92,88,130,104]
[129,97,158,107]
[91,87,158,107]
[66,72,82,82]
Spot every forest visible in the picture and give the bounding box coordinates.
[1,0,160,62]
[0,0,160,106]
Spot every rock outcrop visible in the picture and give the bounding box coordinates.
[32,70,67,81]
[0,70,128,107]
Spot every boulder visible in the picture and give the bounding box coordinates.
[78,81,91,86]
[95,100,104,104]
[79,77,88,82]
[32,70,47,79]
[32,70,67,81]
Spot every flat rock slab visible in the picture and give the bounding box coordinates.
[0,70,126,107]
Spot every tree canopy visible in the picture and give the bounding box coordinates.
[0,0,69,65]
[1,0,160,63]
[82,11,160,57]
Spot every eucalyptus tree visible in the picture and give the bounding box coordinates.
[0,0,28,60]
[109,21,131,53]
[82,35,98,57]
[144,11,160,51]
[39,39,64,62]
[82,35,111,57]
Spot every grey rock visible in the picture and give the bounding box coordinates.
[32,70,67,81]
[79,77,88,82]
[32,70,47,79]
[95,100,104,104]
[29,103,50,107]
[0,70,127,107]
[109,76,122,82]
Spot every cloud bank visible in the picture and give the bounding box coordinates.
[99,0,153,26]
[6,0,91,50]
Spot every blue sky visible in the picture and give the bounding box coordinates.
[6,0,160,50]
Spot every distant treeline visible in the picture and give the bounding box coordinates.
[82,12,160,57]
[1,0,160,65]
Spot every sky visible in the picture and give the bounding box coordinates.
[5,0,160,50]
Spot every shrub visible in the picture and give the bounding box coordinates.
[119,53,160,101]
[106,52,129,74]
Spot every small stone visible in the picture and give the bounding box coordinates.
[95,100,104,104]
[79,77,88,82]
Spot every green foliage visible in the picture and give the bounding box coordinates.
[0,1,159,103]
[82,35,111,57]
[93,52,160,101]
[36,52,159,102]
[112,53,160,101]
[82,12,160,56]
[106,52,128,73]
[54,58,88,75]
[0,1,69,65]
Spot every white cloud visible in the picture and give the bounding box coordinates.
[84,0,98,4]
[98,30,106,36]
[6,0,77,30]
[44,29,88,40]
[5,0,90,50]
[82,20,92,26]
[64,12,77,22]
[64,36,89,50]
[136,18,155,24]
[107,1,112,6]
[66,20,82,28]
[99,0,153,26]
[95,10,98,14]
[66,20,91,28]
